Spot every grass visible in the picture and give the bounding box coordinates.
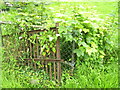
[61,62,118,88]
[1,59,118,88]
[2,61,118,88]
[48,2,118,15]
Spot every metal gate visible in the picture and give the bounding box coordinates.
[2,23,63,82]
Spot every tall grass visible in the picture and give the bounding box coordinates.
[2,59,118,88]
[61,62,118,88]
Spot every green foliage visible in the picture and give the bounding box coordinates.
[1,1,118,88]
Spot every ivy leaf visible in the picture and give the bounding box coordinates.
[83,28,89,33]
[92,48,97,53]
[78,42,89,47]
[86,35,94,43]
[73,47,85,57]
[65,34,73,42]
[73,49,81,57]
[91,42,98,48]
[86,47,97,56]
[86,47,93,56]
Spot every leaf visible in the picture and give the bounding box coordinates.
[73,47,85,57]
[99,50,106,56]
[83,28,89,33]
[65,34,73,41]
[49,36,54,41]
[58,26,67,33]
[91,42,98,48]
[92,48,97,53]
[52,48,56,53]
[42,52,46,56]
[86,47,93,56]
[86,47,97,56]
[99,55,104,58]
[86,36,93,43]
[78,42,89,47]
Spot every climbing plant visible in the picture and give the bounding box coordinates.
[1,1,118,88]
[1,1,118,64]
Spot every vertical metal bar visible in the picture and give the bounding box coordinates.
[33,34,36,58]
[27,34,30,67]
[0,24,3,47]
[24,36,26,59]
[71,41,75,76]
[20,38,22,58]
[59,62,61,81]
[54,62,56,80]
[33,43,36,58]
[57,62,60,82]
[43,60,45,70]
[27,34,29,58]
[41,60,44,70]
[39,40,42,58]
[19,38,22,65]
[26,35,29,58]
[21,36,25,66]
[30,34,32,58]
[56,23,61,59]
[49,62,52,80]
[17,36,19,57]
[55,23,61,82]
[45,61,48,74]
[36,37,39,58]
[72,41,75,64]
[23,37,26,58]
[34,61,36,69]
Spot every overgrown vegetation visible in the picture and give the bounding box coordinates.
[1,1,118,88]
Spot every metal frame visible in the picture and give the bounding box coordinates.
[2,23,63,82]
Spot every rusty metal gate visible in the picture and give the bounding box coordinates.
[2,23,63,82]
